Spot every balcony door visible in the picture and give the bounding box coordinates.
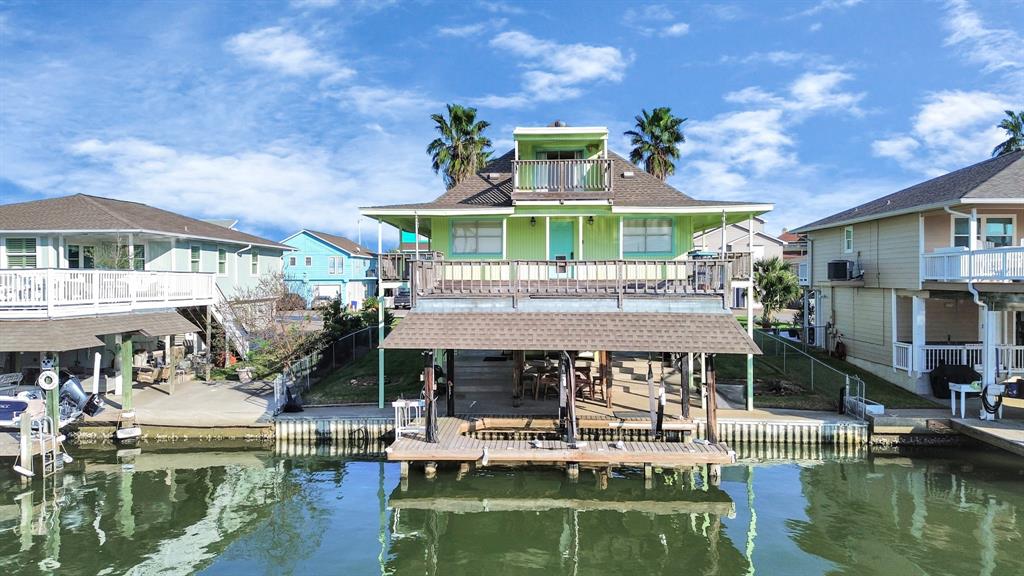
[537,150,582,191]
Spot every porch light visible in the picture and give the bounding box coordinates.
[530,217,537,227]
[587,216,594,225]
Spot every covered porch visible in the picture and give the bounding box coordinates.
[380,310,760,473]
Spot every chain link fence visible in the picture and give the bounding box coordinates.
[273,326,382,413]
[753,329,868,419]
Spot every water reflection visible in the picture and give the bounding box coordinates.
[0,447,1021,575]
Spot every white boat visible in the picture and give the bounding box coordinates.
[0,372,104,430]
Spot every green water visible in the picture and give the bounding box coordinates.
[1,446,1022,576]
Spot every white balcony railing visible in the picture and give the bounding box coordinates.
[893,341,1024,375]
[0,269,216,319]
[512,159,613,193]
[922,246,1024,282]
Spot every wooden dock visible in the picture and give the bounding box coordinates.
[386,417,735,468]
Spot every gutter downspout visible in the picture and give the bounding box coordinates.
[234,244,252,287]
[944,206,995,388]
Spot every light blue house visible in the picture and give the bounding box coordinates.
[281,230,377,308]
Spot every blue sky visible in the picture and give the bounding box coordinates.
[1,0,1021,245]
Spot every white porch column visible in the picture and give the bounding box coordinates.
[981,309,999,385]
[746,213,754,411]
[377,219,385,409]
[890,289,899,372]
[912,296,926,375]
[720,212,727,254]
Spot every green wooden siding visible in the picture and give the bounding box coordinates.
[582,215,619,259]
[506,217,546,259]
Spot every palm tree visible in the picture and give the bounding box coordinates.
[753,257,801,330]
[624,107,687,180]
[426,104,492,189]
[992,110,1024,157]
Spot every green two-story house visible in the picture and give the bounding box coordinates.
[361,123,771,423]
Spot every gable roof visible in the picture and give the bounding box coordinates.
[295,229,375,257]
[0,194,289,249]
[362,150,768,213]
[794,150,1024,233]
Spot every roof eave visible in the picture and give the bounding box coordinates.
[0,227,289,250]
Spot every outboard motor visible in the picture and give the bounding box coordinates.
[60,373,104,419]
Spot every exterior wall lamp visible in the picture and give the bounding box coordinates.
[530,217,537,227]
[587,216,594,225]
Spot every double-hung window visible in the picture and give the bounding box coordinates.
[132,244,145,270]
[251,250,259,275]
[217,248,227,275]
[623,219,673,256]
[288,256,296,266]
[67,244,95,269]
[451,220,503,256]
[953,216,1016,248]
[843,226,854,253]
[953,218,971,248]
[5,238,37,268]
[190,245,201,272]
[304,256,313,266]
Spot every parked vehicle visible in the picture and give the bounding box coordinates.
[393,287,411,309]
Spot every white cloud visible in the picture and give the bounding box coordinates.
[624,4,690,37]
[57,134,439,243]
[792,0,863,18]
[663,23,690,37]
[290,0,338,7]
[474,31,628,108]
[340,85,441,116]
[943,0,1024,87]
[724,70,865,116]
[438,19,506,38]
[687,109,796,177]
[809,22,823,32]
[478,1,526,15]
[225,27,354,81]
[871,136,919,163]
[872,90,1017,174]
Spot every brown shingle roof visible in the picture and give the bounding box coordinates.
[304,230,375,257]
[0,194,289,249]
[382,311,760,354]
[794,150,1024,232]
[0,311,200,352]
[363,150,759,211]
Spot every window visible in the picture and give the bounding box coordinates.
[451,220,503,255]
[623,219,673,255]
[217,248,227,274]
[953,217,971,248]
[252,250,260,275]
[984,217,1014,248]
[540,150,581,160]
[952,216,1016,248]
[68,245,82,269]
[328,256,343,275]
[288,256,296,266]
[5,238,36,268]
[843,226,854,253]
[190,245,201,272]
[133,244,145,271]
[304,256,313,266]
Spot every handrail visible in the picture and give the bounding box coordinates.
[922,246,1024,281]
[512,158,613,193]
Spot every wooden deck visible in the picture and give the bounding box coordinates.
[387,417,735,467]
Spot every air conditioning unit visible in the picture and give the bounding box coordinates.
[827,260,857,281]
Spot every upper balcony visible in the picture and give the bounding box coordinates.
[408,255,750,310]
[511,124,611,203]
[922,246,1024,282]
[0,268,216,319]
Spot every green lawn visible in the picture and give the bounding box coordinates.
[716,341,940,411]
[305,349,423,404]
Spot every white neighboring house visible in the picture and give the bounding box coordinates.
[793,151,1024,394]
[0,193,290,392]
[694,217,786,309]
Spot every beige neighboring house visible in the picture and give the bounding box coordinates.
[693,217,785,309]
[793,150,1024,394]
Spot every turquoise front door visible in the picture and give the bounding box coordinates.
[549,219,575,278]
[549,219,575,260]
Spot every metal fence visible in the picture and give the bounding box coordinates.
[753,329,868,420]
[273,326,381,413]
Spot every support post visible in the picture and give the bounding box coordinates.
[512,349,523,407]
[603,351,613,409]
[92,351,102,395]
[19,411,32,480]
[121,334,134,411]
[204,306,212,382]
[706,354,719,443]
[423,350,437,443]
[378,219,385,409]
[446,348,456,417]
[647,360,656,434]
[982,309,999,386]
[912,296,926,376]
[680,353,691,419]
[746,216,755,411]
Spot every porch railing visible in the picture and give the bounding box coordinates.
[512,159,613,193]
[0,268,216,319]
[410,257,747,306]
[893,341,1024,374]
[922,246,1024,282]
